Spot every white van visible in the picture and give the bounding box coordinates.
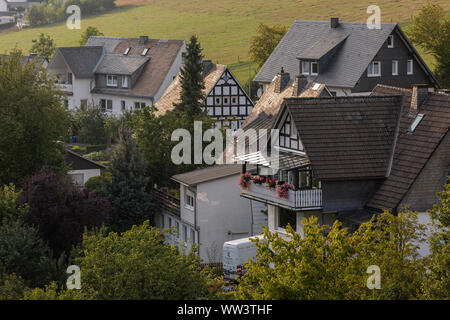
[222,235,265,281]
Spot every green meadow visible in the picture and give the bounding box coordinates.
[1,0,448,84]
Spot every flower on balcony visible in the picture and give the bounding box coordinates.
[252,176,265,185]
[239,172,252,189]
[276,183,294,199]
[265,178,277,190]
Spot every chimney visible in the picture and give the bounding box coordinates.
[274,67,290,93]
[331,17,339,28]
[293,74,308,96]
[410,84,429,114]
[202,60,214,76]
[139,36,148,45]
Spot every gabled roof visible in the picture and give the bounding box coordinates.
[0,54,47,68]
[284,96,403,180]
[297,33,348,60]
[172,164,244,186]
[55,46,104,78]
[154,63,227,117]
[65,149,105,171]
[366,85,450,211]
[254,20,397,88]
[94,53,150,75]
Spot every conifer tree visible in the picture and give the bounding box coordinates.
[174,35,206,119]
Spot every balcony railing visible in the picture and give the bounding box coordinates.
[57,83,73,93]
[241,183,322,211]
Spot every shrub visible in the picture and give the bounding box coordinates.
[0,184,28,225]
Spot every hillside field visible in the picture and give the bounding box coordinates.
[0,0,448,84]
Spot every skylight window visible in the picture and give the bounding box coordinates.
[141,48,149,56]
[124,48,130,55]
[409,113,424,132]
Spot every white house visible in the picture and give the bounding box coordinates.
[154,164,267,263]
[0,0,42,12]
[46,36,186,115]
[65,149,105,186]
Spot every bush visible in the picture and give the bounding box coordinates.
[0,184,28,225]
[0,273,27,300]
[85,144,108,153]
[84,175,109,197]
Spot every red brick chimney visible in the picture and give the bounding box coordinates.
[274,67,290,93]
[410,84,429,114]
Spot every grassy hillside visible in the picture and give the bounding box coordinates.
[1,0,447,84]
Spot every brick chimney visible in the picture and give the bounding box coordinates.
[293,74,308,96]
[331,17,339,28]
[139,36,148,45]
[274,67,290,93]
[410,84,429,114]
[202,60,214,76]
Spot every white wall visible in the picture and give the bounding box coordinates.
[195,174,253,263]
[0,1,7,12]
[69,78,94,109]
[68,168,101,186]
[91,94,153,115]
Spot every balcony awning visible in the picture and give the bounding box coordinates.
[234,150,309,171]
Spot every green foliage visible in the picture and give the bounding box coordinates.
[174,35,206,119]
[249,23,288,69]
[0,273,28,300]
[79,26,104,46]
[0,48,70,186]
[406,2,450,87]
[30,33,56,60]
[0,184,28,225]
[84,175,109,197]
[61,221,222,299]
[74,107,108,145]
[106,135,153,232]
[236,210,426,300]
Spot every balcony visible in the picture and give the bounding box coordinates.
[57,83,73,94]
[241,183,322,211]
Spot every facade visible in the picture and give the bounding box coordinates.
[154,61,254,130]
[65,149,105,186]
[154,165,267,263]
[0,0,42,12]
[236,85,449,257]
[46,36,186,114]
[254,18,440,97]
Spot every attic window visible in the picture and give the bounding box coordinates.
[311,62,319,75]
[387,35,394,48]
[301,61,310,75]
[124,48,130,55]
[409,113,424,132]
[141,48,149,56]
[368,61,381,77]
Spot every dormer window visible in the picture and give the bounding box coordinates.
[124,48,130,55]
[106,75,118,87]
[301,61,318,75]
[122,76,128,88]
[301,61,310,75]
[367,61,381,77]
[387,35,394,48]
[141,48,149,56]
[311,62,319,75]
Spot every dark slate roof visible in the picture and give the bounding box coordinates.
[94,53,150,75]
[366,85,450,211]
[254,20,397,88]
[285,96,403,180]
[57,46,104,78]
[171,164,244,186]
[65,149,105,171]
[297,33,348,60]
[0,54,47,68]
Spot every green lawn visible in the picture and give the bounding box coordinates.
[1,0,447,84]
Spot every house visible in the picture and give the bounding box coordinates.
[153,164,267,263]
[46,36,186,114]
[154,60,254,130]
[254,18,440,97]
[0,53,48,69]
[65,149,105,186]
[0,0,42,13]
[236,84,449,255]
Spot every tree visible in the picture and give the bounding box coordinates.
[74,106,108,145]
[422,183,450,299]
[406,2,450,87]
[19,168,110,256]
[79,26,104,46]
[173,35,206,119]
[235,210,425,300]
[0,48,70,186]
[0,184,28,225]
[249,23,288,69]
[107,133,153,232]
[30,33,56,60]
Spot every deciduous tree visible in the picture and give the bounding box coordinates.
[249,23,288,69]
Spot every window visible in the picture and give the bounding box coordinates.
[223,97,229,105]
[122,76,128,88]
[121,101,126,111]
[368,61,381,77]
[124,47,130,55]
[80,99,87,111]
[185,190,194,210]
[107,75,118,87]
[311,62,319,75]
[183,225,188,242]
[67,72,73,85]
[301,61,310,75]
[141,48,149,56]
[134,102,146,109]
[175,221,180,236]
[279,114,299,150]
[215,97,221,105]
[100,99,112,112]
[409,113,424,132]
[387,35,394,48]
[407,59,413,75]
[190,229,195,243]
[278,208,296,232]
[168,217,172,228]
[392,60,398,75]
[231,97,237,105]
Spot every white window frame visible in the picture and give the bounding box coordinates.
[367,61,381,77]
[184,189,195,211]
[387,35,394,48]
[301,61,310,75]
[141,48,149,56]
[392,60,398,76]
[122,76,128,88]
[311,62,319,75]
[124,47,130,55]
[407,59,413,75]
[106,75,118,87]
[106,99,113,112]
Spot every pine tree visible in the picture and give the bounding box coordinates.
[174,35,206,119]
[107,132,153,232]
